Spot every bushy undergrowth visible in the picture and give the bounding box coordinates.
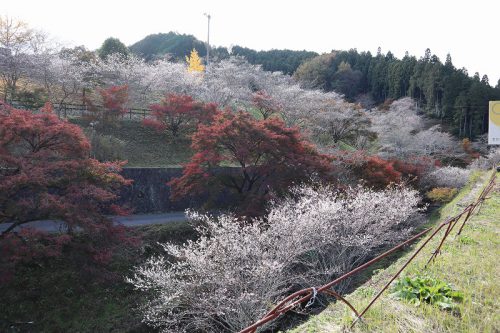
[423,166,471,189]
[469,148,500,170]
[127,184,422,333]
[426,187,459,203]
[330,150,437,190]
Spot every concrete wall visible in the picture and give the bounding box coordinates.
[118,167,237,213]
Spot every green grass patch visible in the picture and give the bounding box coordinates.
[72,119,192,167]
[289,170,499,333]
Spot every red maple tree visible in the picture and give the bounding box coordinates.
[143,94,218,137]
[169,111,333,215]
[85,85,129,126]
[0,102,134,276]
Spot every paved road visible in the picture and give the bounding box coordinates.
[0,212,187,233]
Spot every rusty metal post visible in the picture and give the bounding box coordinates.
[239,172,496,333]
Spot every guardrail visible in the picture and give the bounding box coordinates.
[240,170,497,333]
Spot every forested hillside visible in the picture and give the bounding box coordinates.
[128,33,318,74]
[129,32,209,61]
[295,48,500,138]
[230,45,318,75]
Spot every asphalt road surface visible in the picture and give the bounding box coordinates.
[0,212,187,233]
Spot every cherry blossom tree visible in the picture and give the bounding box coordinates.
[370,97,455,159]
[311,100,373,145]
[32,52,89,115]
[128,184,422,332]
[251,90,281,119]
[469,147,500,170]
[31,54,346,131]
[0,16,47,101]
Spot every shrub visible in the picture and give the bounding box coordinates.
[426,187,458,203]
[423,166,471,189]
[331,151,401,189]
[13,88,47,109]
[469,148,500,170]
[128,184,422,332]
[391,276,464,310]
[85,130,126,161]
[461,138,480,161]
[331,151,438,191]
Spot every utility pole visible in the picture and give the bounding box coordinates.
[203,13,211,67]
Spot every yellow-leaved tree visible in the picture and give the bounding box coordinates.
[186,49,205,72]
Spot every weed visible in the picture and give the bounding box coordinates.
[457,235,477,245]
[390,276,464,310]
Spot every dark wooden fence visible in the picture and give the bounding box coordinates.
[9,100,152,121]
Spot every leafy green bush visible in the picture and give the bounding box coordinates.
[426,187,458,203]
[86,130,125,161]
[14,88,47,109]
[391,276,464,310]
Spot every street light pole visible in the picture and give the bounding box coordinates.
[203,13,211,67]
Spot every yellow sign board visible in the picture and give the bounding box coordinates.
[489,101,500,145]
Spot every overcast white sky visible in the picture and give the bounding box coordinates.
[4,0,500,84]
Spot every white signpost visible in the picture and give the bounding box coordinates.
[489,101,500,145]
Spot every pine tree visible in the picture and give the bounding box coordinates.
[186,49,205,72]
[423,48,431,62]
[481,75,489,86]
[445,53,453,68]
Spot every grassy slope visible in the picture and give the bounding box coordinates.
[0,221,195,333]
[73,119,192,167]
[290,170,499,333]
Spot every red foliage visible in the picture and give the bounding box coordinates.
[462,138,480,161]
[332,151,437,190]
[0,103,136,277]
[392,156,438,184]
[359,155,401,189]
[143,94,218,137]
[101,85,128,114]
[252,90,281,119]
[330,151,397,189]
[169,111,333,216]
[85,85,129,125]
